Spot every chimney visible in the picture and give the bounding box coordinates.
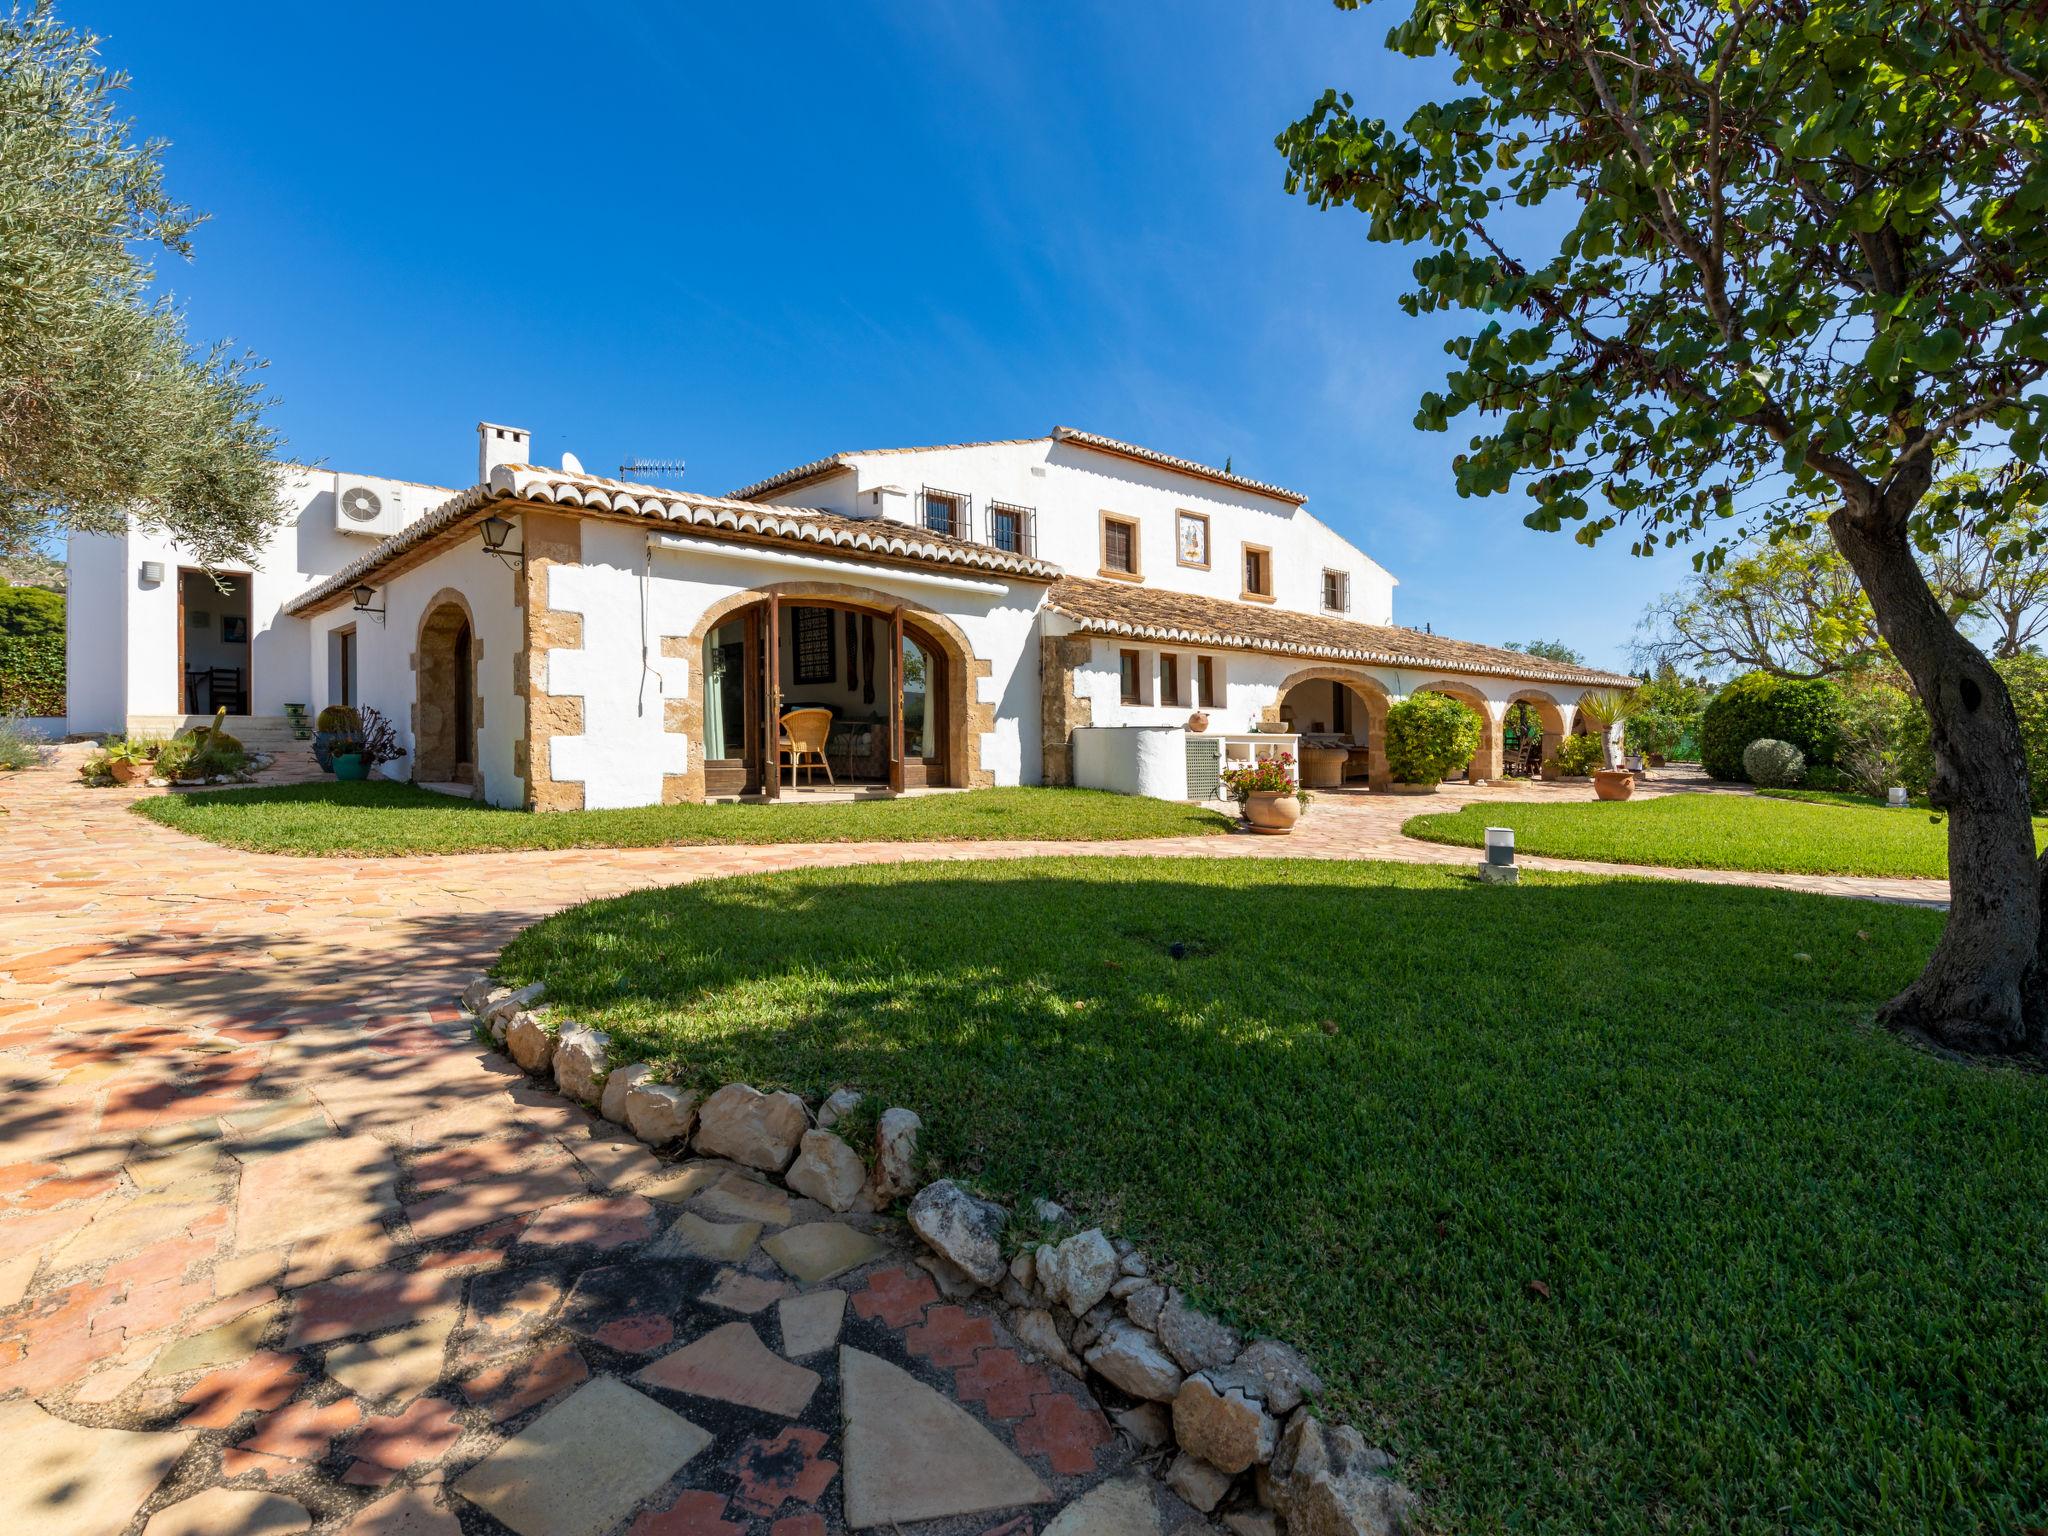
[477,422,532,483]
[864,485,913,525]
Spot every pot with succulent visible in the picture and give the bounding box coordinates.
[313,705,361,772]
[1221,751,1310,833]
[1575,688,1644,801]
[329,705,402,783]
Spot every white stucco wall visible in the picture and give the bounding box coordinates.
[1072,725,1189,799]
[758,438,1399,626]
[63,531,127,734]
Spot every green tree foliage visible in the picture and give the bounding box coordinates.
[1279,0,2048,1051]
[1503,638,1585,666]
[1639,536,1891,679]
[1899,656,2048,813]
[0,3,282,563]
[0,579,63,714]
[1384,690,1481,783]
[1625,663,1714,760]
[1699,672,1844,782]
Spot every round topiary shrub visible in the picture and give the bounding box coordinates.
[1385,692,1482,784]
[1741,737,1806,788]
[1699,671,1843,781]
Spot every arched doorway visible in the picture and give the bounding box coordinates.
[694,587,972,798]
[1273,668,1389,789]
[415,595,478,785]
[1415,682,1501,782]
[1502,690,1569,777]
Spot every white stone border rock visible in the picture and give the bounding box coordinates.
[459,975,1419,1535]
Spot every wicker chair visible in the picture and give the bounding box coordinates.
[778,708,835,787]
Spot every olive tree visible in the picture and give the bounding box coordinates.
[1281,0,2048,1054]
[0,3,282,564]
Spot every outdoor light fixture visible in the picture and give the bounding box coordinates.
[1887,786,1909,808]
[478,513,524,571]
[139,560,165,585]
[1477,825,1519,885]
[352,583,387,625]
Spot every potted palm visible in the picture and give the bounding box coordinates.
[1576,689,1643,801]
[1221,752,1309,833]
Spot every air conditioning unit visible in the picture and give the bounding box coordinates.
[333,476,410,537]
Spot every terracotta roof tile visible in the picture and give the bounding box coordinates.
[1044,576,1636,690]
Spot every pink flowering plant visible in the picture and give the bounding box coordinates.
[1219,751,1311,808]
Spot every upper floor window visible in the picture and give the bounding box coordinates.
[1242,544,1273,600]
[1119,648,1143,704]
[987,501,1034,556]
[1176,510,1210,569]
[1323,569,1351,613]
[921,487,965,539]
[1101,513,1141,578]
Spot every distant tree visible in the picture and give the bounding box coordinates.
[1925,475,2048,660]
[1503,638,1585,666]
[1280,0,2048,1055]
[0,2,282,565]
[0,550,64,591]
[1637,536,1891,680]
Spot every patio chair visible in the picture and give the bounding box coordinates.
[206,667,247,716]
[778,707,835,787]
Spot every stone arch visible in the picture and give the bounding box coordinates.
[1265,665,1393,789]
[413,589,481,791]
[669,578,992,802]
[1411,680,1503,782]
[1503,688,1571,775]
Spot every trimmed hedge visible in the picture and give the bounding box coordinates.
[0,584,64,717]
[1699,671,1842,781]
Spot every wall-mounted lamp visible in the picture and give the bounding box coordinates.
[1477,825,1520,885]
[352,583,387,625]
[139,561,165,585]
[479,514,525,571]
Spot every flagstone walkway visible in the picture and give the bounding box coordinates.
[0,752,1945,1535]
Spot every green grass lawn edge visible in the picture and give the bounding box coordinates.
[130,780,1233,856]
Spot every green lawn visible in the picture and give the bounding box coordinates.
[132,781,1231,856]
[1403,790,2048,879]
[497,857,2045,1536]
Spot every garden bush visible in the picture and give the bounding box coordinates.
[0,583,65,716]
[0,715,54,770]
[1897,655,2048,813]
[1699,671,1843,781]
[1552,732,1605,776]
[1384,691,1481,783]
[1742,738,1806,788]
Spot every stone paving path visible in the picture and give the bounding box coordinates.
[0,752,1945,1535]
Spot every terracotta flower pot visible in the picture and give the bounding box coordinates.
[1242,790,1301,833]
[1593,769,1636,801]
[107,758,145,785]
[1387,781,1439,795]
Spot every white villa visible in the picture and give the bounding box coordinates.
[65,422,1635,807]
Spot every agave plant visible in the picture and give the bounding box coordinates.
[1575,689,1644,770]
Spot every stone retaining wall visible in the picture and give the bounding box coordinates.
[460,975,1419,1535]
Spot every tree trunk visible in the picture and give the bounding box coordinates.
[1829,501,2046,1055]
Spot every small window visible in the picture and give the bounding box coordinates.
[1196,655,1216,708]
[922,487,965,538]
[988,501,1032,555]
[1101,513,1140,577]
[1119,648,1142,705]
[1323,570,1351,613]
[1242,544,1273,599]
[1160,654,1181,708]
[1176,510,1210,569]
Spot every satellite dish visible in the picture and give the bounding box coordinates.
[561,451,585,475]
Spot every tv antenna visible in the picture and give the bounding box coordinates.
[618,457,687,484]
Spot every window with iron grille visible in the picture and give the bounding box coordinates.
[921,488,966,539]
[1323,569,1351,612]
[1102,516,1138,575]
[987,501,1033,556]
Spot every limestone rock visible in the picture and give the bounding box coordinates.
[1009,1249,1039,1294]
[693,1084,808,1172]
[1012,1307,1085,1378]
[506,1014,555,1074]
[460,976,500,1013]
[1225,1511,1279,1536]
[1270,1414,1416,1536]
[1123,1280,1167,1331]
[1071,1299,1118,1356]
[786,1129,868,1214]
[551,1025,611,1105]
[1114,1400,1172,1449]
[1033,1198,1070,1224]
[1040,1227,1119,1317]
[600,1064,651,1125]
[624,1081,698,1146]
[1174,1371,1278,1474]
[817,1086,863,1129]
[482,983,543,1030]
[1084,1319,1184,1402]
[906,1180,1008,1287]
[918,1251,981,1300]
[1158,1290,1243,1373]
[1120,1248,1151,1278]
[1166,1451,1234,1512]
[1235,1338,1326,1416]
[870,1107,922,1202]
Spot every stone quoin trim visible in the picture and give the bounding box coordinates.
[459,972,1423,1527]
[1039,633,1096,787]
[412,587,485,795]
[516,512,586,812]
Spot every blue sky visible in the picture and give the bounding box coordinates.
[85,0,1679,669]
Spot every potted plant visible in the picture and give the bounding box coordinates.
[332,705,402,784]
[1220,752,1310,833]
[1383,692,1482,793]
[1577,689,1643,799]
[283,703,312,741]
[313,705,362,772]
[106,748,147,785]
